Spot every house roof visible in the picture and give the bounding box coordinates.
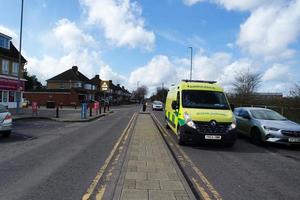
[0,42,27,63]
[90,75,101,85]
[47,66,92,84]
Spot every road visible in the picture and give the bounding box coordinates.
[0,105,139,200]
[153,110,300,200]
[1,105,299,200]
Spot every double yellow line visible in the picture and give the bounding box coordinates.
[152,113,222,200]
[82,113,137,200]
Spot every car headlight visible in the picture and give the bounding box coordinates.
[184,112,196,129]
[228,117,237,131]
[263,126,280,131]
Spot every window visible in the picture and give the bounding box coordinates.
[0,91,2,102]
[12,62,19,75]
[182,90,230,110]
[3,91,8,102]
[0,36,10,49]
[2,59,9,74]
[9,91,15,102]
[60,82,64,89]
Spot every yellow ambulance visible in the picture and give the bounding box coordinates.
[165,80,237,146]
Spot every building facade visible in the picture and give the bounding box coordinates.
[24,66,97,106]
[0,32,26,108]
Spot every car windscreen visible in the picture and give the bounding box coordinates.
[0,105,8,113]
[182,90,230,109]
[153,101,162,105]
[250,109,286,120]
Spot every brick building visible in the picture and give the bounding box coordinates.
[0,32,27,108]
[24,66,96,106]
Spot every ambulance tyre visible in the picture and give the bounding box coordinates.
[177,128,185,145]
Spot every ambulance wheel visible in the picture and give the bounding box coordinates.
[177,128,185,145]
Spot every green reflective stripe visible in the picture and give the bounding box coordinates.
[179,118,185,126]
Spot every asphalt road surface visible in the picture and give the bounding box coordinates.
[153,110,300,200]
[0,105,139,200]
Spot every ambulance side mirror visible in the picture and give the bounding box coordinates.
[171,101,178,110]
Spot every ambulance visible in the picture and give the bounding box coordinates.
[165,80,237,146]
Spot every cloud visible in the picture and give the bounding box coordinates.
[129,55,174,88]
[262,64,290,81]
[0,25,19,47]
[52,18,95,51]
[26,18,125,87]
[183,0,205,6]
[80,0,155,50]
[99,64,127,84]
[237,1,300,60]
[183,0,300,61]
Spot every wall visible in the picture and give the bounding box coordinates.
[24,90,80,106]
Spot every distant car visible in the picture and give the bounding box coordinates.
[234,107,300,145]
[0,105,12,138]
[152,101,163,111]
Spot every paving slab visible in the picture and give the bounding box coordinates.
[113,113,195,200]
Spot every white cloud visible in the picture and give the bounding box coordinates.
[237,1,300,59]
[80,0,155,50]
[214,0,273,11]
[0,25,19,47]
[183,0,205,6]
[99,64,127,84]
[26,18,125,87]
[183,0,300,61]
[262,64,290,81]
[129,55,174,88]
[52,18,95,51]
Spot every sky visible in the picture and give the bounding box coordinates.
[0,0,300,96]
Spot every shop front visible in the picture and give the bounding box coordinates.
[0,77,25,108]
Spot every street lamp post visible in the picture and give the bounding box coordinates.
[188,47,193,81]
[17,0,24,113]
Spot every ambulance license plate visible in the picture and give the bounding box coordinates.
[288,138,300,143]
[205,135,221,140]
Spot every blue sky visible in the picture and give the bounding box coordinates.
[0,0,299,95]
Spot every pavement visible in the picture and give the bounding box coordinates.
[9,106,114,122]
[113,113,195,200]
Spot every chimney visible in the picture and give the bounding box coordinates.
[72,66,78,71]
[109,80,112,86]
[122,86,125,89]
[95,75,100,80]
[117,84,120,87]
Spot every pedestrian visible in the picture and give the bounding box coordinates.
[142,102,146,112]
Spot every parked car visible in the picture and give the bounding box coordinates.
[0,104,12,138]
[152,100,164,111]
[234,107,300,145]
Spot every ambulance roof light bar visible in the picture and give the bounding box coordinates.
[181,80,217,84]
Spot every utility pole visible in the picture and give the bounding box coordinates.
[188,47,193,81]
[162,82,164,89]
[17,0,24,114]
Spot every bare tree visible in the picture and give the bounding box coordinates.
[290,84,300,97]
[150,87,168,103]
[233,71,262,96]
[135,85,148,102]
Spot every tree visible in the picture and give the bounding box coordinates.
[23,69,43,90]
[150,87,168,103]
[290,84,300,97]
[233,71,262,96]
[134,85,148,102]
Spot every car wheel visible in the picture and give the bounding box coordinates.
[2,130,11,138]
[251,128,264,146]
[177,128,186,145]
[225,141,235,148]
